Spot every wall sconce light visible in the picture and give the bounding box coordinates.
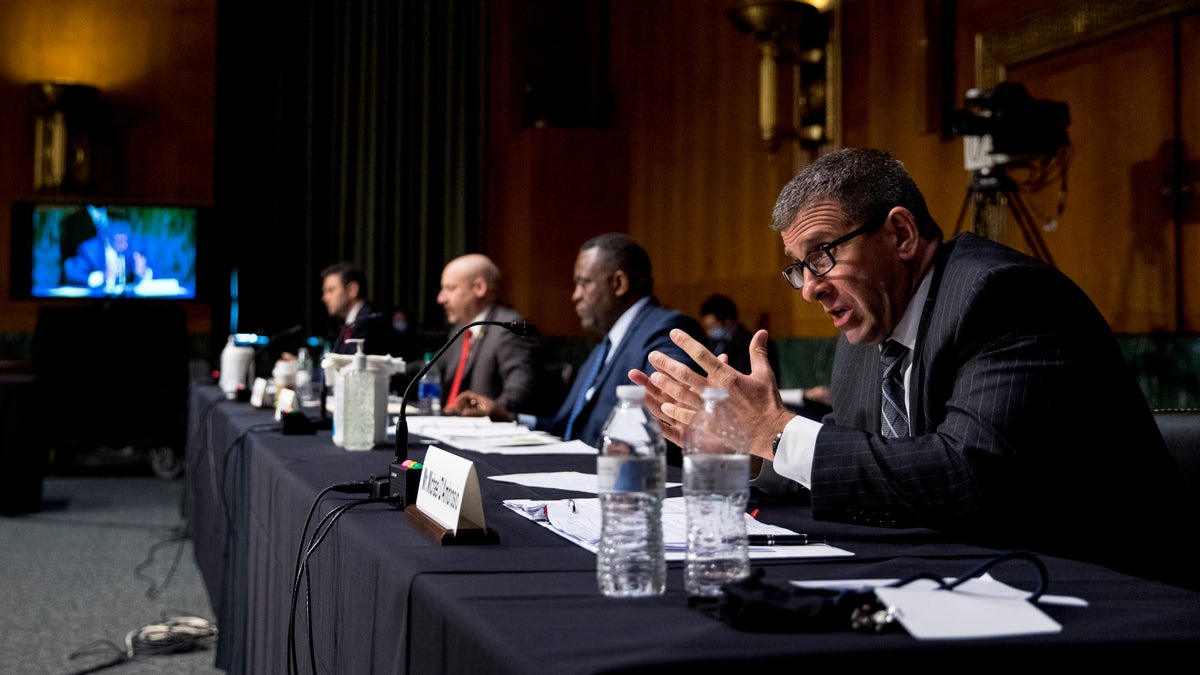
[728,1,832,154]
[28,80,100,194]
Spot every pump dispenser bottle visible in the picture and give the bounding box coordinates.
[341,338,381,450]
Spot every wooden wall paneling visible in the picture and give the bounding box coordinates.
[1181,13,1200,332]
[486,1,629,339]
[0,0,216,338]
[1010,23,1177,332]
[616,0,809,335]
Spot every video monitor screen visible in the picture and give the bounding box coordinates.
[11,201,205,300]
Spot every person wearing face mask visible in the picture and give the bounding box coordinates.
[388,305,422,364]
[700,293,829,415]
[699,293,771,375]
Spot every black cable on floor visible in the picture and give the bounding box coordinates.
[67,612,218,674]
[134,524,188,599]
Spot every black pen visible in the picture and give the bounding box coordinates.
[748,534,827,546]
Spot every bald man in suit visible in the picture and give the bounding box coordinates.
[434,254,538,414]
[632,148,1195,590]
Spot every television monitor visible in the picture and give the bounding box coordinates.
[10,200,210,301]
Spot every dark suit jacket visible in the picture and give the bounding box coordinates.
[331,302,393,357]
[712,322,780,376]
[536,299,707,448]
[817,233,1193,588]
[440,305,538,412]
[64,236,150,286]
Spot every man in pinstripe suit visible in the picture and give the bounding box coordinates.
[632,148,1195,589]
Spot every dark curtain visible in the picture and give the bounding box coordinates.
[213,0,484,361]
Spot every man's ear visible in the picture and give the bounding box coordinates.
[346,280,361,300]
[471,275,488,299]
[610,269,630,298]
[889,207,920,260]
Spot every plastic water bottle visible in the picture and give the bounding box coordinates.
[294,347,314,404]
[682,386,750,597]
[417,352,442,416]
[341,339,379,450]
[596,384,666,597]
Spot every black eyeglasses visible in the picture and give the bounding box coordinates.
[781,218,882,290]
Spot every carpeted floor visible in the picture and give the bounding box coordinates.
[0,471,224,675]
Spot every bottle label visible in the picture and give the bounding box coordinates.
[597,455,664,492]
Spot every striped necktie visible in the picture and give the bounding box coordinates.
[880,339,909,438]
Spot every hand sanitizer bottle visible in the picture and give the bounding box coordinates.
[341,339,379,451]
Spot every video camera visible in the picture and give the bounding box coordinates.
[950,82,1070,171]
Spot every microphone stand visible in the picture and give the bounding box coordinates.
[245,324,302,391]
[388,319,533,506]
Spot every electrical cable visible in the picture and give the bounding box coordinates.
[221,422,281,533]
[285,481,372,675]
[186,390,229,498]
[134,524,189,599]
[67,612,217,674]
[287,495,398,675]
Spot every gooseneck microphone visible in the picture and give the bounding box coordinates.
[259,324,302,351]
[388,319,534,505]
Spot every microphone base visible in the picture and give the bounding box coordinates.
[388,459,423,509]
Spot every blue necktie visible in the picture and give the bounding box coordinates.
[880,339,909,438]
[564,338,609,441]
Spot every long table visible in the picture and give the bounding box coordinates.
[185,382,1200,673]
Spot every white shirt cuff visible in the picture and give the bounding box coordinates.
[771,415,822,488]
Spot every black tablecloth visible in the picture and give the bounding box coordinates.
[185,383,1200,674]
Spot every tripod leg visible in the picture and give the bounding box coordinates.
[1006,191,1055,266]
[953,185,974,236]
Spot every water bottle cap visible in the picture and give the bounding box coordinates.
[701,386,729,401]
[615,385,645,402]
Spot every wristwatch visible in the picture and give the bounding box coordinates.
[770,430,784,458]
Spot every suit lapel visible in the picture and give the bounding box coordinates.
[908,239,956,436]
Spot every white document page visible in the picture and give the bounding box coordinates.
[793,575,1084,640]
[406,418,599,454]
[503,496,854,561]
[489,471,682,492]
[453,439,599,455]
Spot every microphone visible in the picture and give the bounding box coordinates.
[262,324,303,349]
[351,311,385,325]
[388,319,535,505]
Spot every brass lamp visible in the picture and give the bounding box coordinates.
[29,81,100,194]
[727,1,831,153]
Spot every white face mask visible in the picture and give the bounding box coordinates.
[707,326,731,343]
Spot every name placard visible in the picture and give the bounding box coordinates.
[250,377,271,408]
[274,387,296,420]
[414,446,486,534]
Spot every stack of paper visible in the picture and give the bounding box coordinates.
[406,417,598,454]
[503,496,854,561]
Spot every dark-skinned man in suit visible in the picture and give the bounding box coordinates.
[448,233,707,453]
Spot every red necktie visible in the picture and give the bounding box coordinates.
[446,329,473,407]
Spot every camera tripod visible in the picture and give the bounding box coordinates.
[953,170,1055,266]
